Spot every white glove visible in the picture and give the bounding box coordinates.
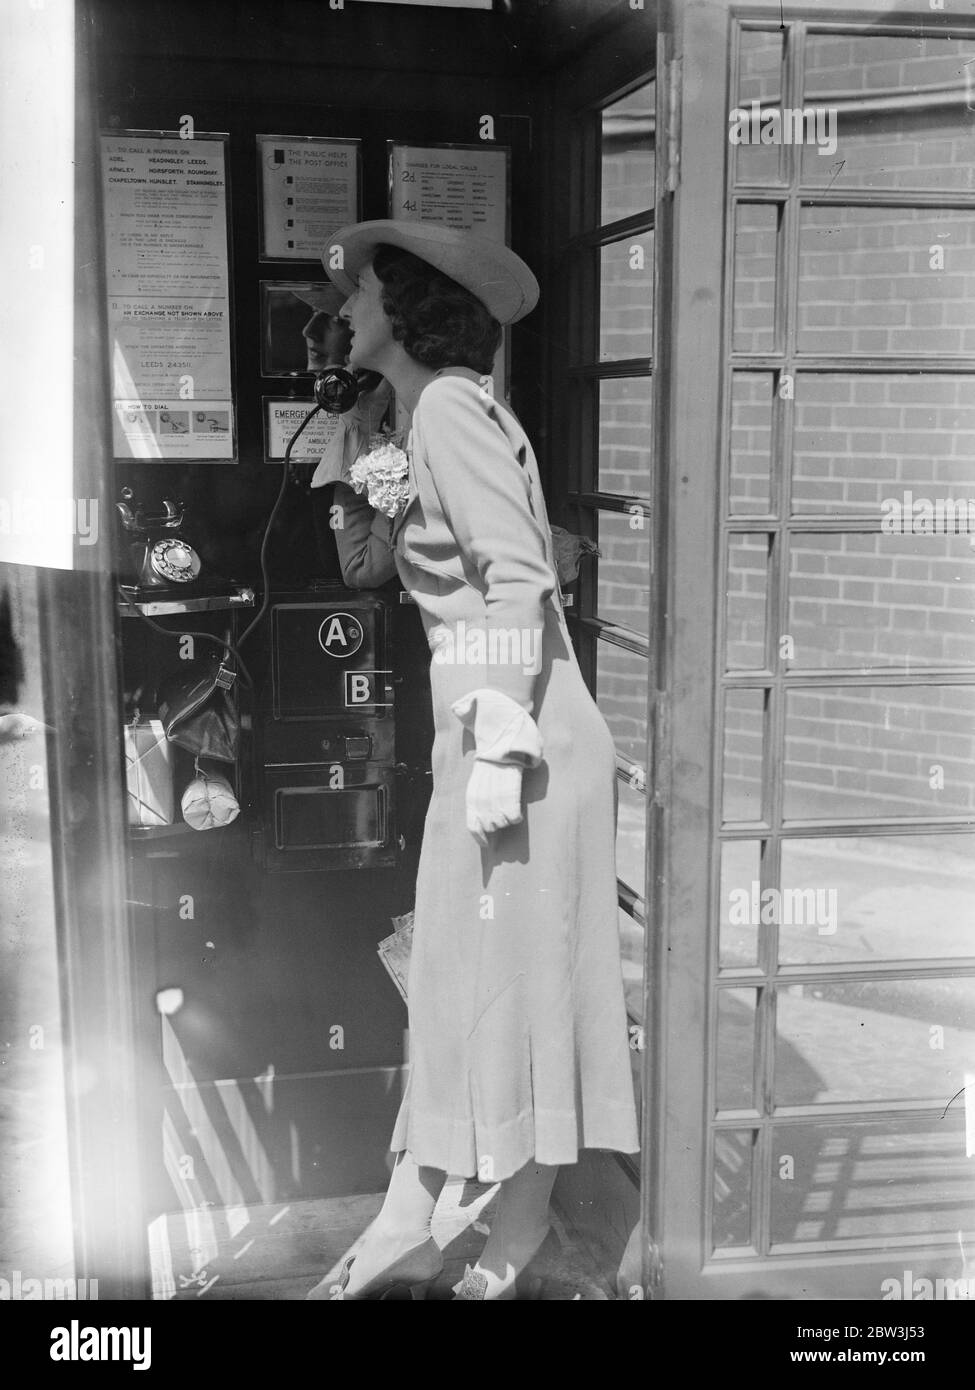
[464,760,524,848]
[451,688,543,846]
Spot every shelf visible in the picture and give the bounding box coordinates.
[118,587,256,617]
[128,820,200,841]
[127,815,247,846]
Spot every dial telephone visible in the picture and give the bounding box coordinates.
[115,487,205,589]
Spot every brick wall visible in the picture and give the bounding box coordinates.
[600,41,975,849]
[594,113,654,844]
[726,30,975,824]
[740,29,975,192]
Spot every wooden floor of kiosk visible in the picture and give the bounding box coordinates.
[151,1177,614,1300]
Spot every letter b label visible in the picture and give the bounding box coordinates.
[346,673,372,705]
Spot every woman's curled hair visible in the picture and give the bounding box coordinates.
[372,243,502,375]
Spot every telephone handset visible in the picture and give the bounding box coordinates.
[116,487,203,588]
[313,366,384,415]
[303,306,383,414]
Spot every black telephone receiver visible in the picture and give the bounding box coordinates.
[313,366,384,415]
[115,488,205,588]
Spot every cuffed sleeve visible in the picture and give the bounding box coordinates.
[309,379,398,587]
[451,688,543,767]
[331,481,399,588]
[412,376,556,710]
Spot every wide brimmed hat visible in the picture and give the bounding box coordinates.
[290,284,347,317]
[320,219,539,325]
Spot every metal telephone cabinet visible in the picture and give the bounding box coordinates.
[251,586,397,871]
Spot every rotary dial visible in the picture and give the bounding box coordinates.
[149,538,202,584]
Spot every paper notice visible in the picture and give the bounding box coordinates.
[389,143,507,240]
[258,136,360,261]
[101,133,235,460]
[265,400,344,461]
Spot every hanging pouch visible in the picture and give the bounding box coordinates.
[182,763,241,831]
[157,658,239,763]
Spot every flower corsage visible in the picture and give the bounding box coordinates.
[348,430,411,519]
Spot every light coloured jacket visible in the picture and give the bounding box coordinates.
[323,367,563,715]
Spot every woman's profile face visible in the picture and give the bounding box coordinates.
[339,262,393,371]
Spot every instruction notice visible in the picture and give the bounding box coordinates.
[101,133,235,460]
[388,143,507,239]
[265,399,344,461]
[389,143,509,419]
[258,136,360,260]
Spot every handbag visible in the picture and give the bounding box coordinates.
[157,657,239,763]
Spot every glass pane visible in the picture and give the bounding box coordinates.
[716,986,758,1111]
[802,34,975,192]
[619,906,645,1024]
[713,1130,756,1250]
[779,833,975,964]
[735,29,784,184]
[783,685,975,821]
[597,509,651,637]
[738,29,783,104]
[726,533,769,670]
[0,572,74,1281]
[619,907,646,1132]
[771,1116,971,1247]
[722,688,765,823]
[730,371,773,514]
[628,1047,644,1138]
[598,376,652,496]
[719,838,763,968]
[615,773,647,899]
[261,280,339,377]
[619,896,647,1151]
[792,373,975,514]
[787,532,975,671]
[599,233,653,361]
[776,977,975,1104]
[798,207,975,357]
[596,639,649,772]
[733,203,778,353]
[601,80,655,223]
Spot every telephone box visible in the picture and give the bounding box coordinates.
[253,588,398,871]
